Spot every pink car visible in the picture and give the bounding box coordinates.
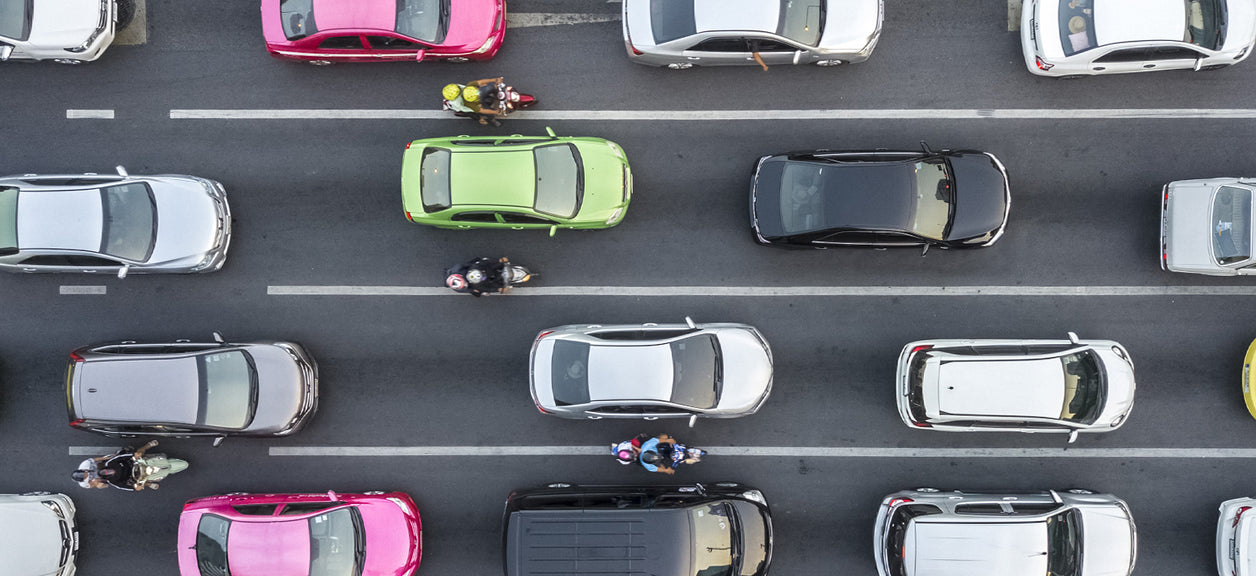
[178,491,422,576]
[261,0,506,65]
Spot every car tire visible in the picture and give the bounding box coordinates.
[915,487,940,493]
[116,0,137,29]
[546,483,572,489]
[445,57,470,63]
[53,59,84,65]
[666,62,694,70]
[1066,488,1094,494]
[308,60,333,66]
[815,59,844,67]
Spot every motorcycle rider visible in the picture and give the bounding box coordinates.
[441,77,505,126]
[71,440,186,491]
[446,256,511,297]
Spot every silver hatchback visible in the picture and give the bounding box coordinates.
[529,317,773,425]
[0,166,230,276]
[874,488,1137,576]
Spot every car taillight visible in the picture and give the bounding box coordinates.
[536,330,554,340]
[69,352,84,362]
[405,212,415,222]
[624,26,643,55]
[1035,56,1053,70]
[69,419,86,428]
[910,345,932,355]
[910,421,933,428]
[888,497,913,507]
[1235,506,1252,527]
[405,142,412,149]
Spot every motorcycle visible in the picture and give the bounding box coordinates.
[76,442,189,491]
[442,80,537,124]
[445,257,533,296]
[612,433,706,474]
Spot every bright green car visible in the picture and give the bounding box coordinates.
[401,128,632,233]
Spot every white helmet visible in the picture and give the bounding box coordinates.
[466,269,485,284]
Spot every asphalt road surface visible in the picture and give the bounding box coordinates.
[4,1,1256,575]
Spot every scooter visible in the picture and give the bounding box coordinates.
[442,81,537,123]
[444,257,533,296]
[88,444,189,491]
[612,434,707,473]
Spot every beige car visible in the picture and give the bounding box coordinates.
[0,493,78,576]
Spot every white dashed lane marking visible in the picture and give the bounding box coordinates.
[171,108,1256,120]
[66,110,114,119]
[267,285,1256,297]
[60,285,107,295]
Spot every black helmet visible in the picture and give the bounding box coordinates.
[642,451,664,465]
[71,470,88,482]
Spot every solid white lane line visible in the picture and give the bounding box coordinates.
[172,108,1256,121]
[66,109,114,119]
[270,446,1256,458]
[60,285,106,295]
[268,285,1256,297]
[507,13,620,28]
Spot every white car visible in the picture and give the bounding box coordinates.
[0,0,117,64]
[896,332,1136,442]
[1021,0,1256,77]
[0,493,78,576]
[1217,498,1256,576]
[1162,177,1256,275]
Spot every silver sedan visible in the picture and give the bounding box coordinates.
[622,0,883,69]
[1162,177,1256,275]
[529,317,773,425]
[0,166,230,276]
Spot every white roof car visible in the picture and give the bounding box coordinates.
[1217,497,1256,576]
[895,332,1136,442]
[622,0,883,69]
[0,493,78,576]
[0,0,117,64]
[1021,0,1256,76]
[1162,177,1256,275]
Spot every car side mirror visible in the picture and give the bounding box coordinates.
[414,49,426,62]
[212,331,225,343]
[1067,331,1080,344]
[684,316,697,329]
[688,414,698,428]
[919,141,933,154]
[545,126,557,138]
[548,225,557,237]
[115,165,128,178]
[0,45,12,61]
[116,265,129,279]
[1194,57,1204,71]
[920,244,930,257]
[1067,430,1079,444]
[212,436,225,447]
[327,490,338,501]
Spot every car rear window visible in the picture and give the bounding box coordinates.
[670,334,719,409]
[396,0,449,44]
[534,144,582,219]
[779,0,824,46]
[650,0,696,43]
[0,187,16,253]
[1213,186,1251,265]
[100,183,157,262]
[1057,0,1096,55]
[0,0,32,41]
[420,147,452,212]
[551,340,591,406]
[196,514,231,576]
[197,350,257,429]
[280,0,317,40]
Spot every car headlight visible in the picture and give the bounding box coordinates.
[605,208,624,225]
[473,35,497,54]
[42,500,65,519]
[740,490,766,505]
[1110,414,1127,427]
[606,141,626,160]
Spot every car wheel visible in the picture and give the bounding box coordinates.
[445,57,470,63]
[308,60,333,66]
[666,62,694,70]
[1066,488,1094,494]
[915,487,940,493]
[815,59,844,67]
[546,483,572,489]
[21,491,52,496]
[53,59,84,65]
[363,491,385,495]
[116,0,137,29]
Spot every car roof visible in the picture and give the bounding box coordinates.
[695,0,779,34]
[906,521,1047,576]
[450,150,535,209]
[933,358,1065,419]
[227,516,312,574]
[17,189,102,251]
[588,344,674,401]
[1095,0,1186,45]
[311,0,394,32]
[77,355,200,424]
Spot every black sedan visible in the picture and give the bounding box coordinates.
[750,145,1010,250]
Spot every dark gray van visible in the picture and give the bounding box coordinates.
[503,482,772,576]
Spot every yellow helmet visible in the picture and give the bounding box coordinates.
[462,85,480,103]
[441,84,462,101]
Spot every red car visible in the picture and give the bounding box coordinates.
[178,490,422,576]
[261,0,506,65]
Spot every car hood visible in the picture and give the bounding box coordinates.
[148,178,221,265]
[906,522,1046,576]
[228,520,312,575]
[0,504,64,575]
[445,0,499,51]
[29,0,100,48]
[573,140,630,223]
[243,345,306,433]
[817,0,881,51]
[946,153,1009,242]
[359,499,422,576]
[1091,348,1136,429]
[1164,180,1228,274]
[1223,0,1256,54]
[1079,506,1136,576]
[714,329,773,413]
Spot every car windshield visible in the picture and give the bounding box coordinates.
[100,183,156,262]
[196,514,232,576]
[534,144,582,219]
[197,350,257,429]
[1059,350,1105,425]
[670,334,720,409]
[650,0,697,43]
[1057,0,1097,55]
[420,148,451,212]
[778,0,824,46]
[689,502,735,576]
[1213,185,1251,265]
[280,0,317,40]
[395,0,449,44]
[1186,0,1225,50]
[730,501,769,576]
[550,340,591,406]
[0,187,16,252]
[0,0,32,41]
[309,507,364,576]
[909,159,951,241]
[1046,509,1083,576]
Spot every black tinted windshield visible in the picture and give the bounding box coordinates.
[197,350,257,429]
[650,0,696,43]
[670,335,719,409]
[396,0,449,44]
[280,0,317,40]
[551,340,591,406]
[196,514,232,576]
[1187,0,1226,50]
[778,0,824,46]
[1213,186,1251,265]
[1059,350,1105,425]
[690,502,735,576]
[100,183,156,262]
[0,0,32,41]
[1046,509,1082,576]
[309,507,364,576]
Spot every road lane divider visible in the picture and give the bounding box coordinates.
[60,285,106,295]
[507,13,620,28]
[268,446,1256,458]
[172,108,1256,121]
[66,110,115,119]
[268,285,1256,297]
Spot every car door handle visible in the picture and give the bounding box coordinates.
[511,226,524,230]
[587,415,603,420]
[21,268,36,272]
[644,416,660,421]
[83,269,97,273]
[687,56,700,60]
[457,226,472,229]
[1143,64,1155,68]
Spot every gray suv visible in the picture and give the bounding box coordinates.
[874,488,1136,576]
[67,333,318,445]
